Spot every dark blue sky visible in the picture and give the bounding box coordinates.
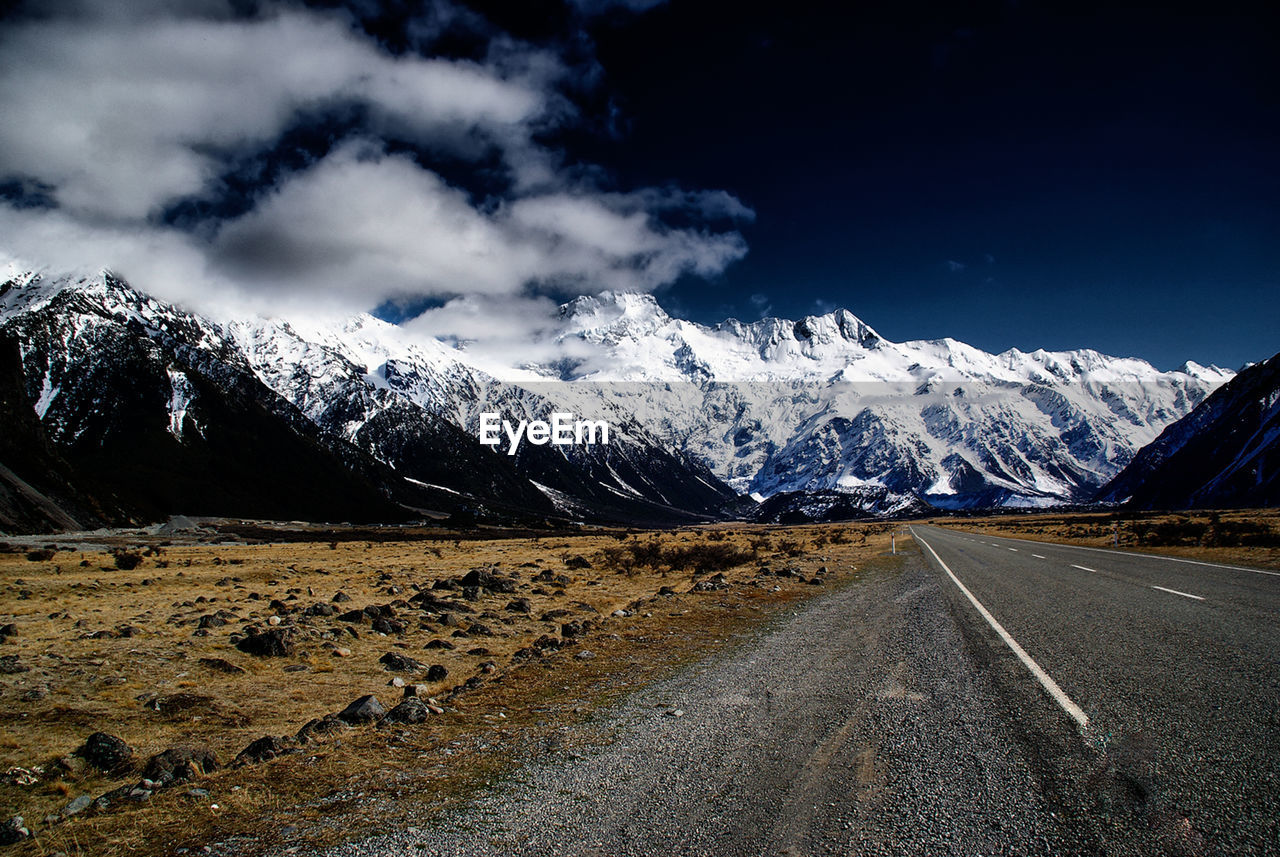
[1,1,1273,371]
[489,0,1279,370]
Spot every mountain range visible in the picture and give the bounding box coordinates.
[0,260,1244,532]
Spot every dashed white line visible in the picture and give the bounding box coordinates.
[1031,554,1046,559]
[1008,548,1019,552]
[912,528,1089,731]
[1071,564,1099,573]
[1151,585,1205,601]
[953,529,1280,578]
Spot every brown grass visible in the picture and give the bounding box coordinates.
[0,522,896,856]
[929,509,1280,570]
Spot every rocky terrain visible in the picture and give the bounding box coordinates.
[0,522,888,855]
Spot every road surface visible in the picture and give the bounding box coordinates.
[328,527,1279,856]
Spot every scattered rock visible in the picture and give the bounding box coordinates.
[198,658,245,675]
[564,555,592,570]
[504,597,532,614]
[423,639,454,650]
[61,794,93,817]
[331,591,352,603]
[75,732,134,774]
[331,647,352,658]
[576,650,596,660]
[282,664,308,673]
[378,652,424,673]
[380,696,430,725]
[336,694,385,725]
[0,623,16,640]
[426,664,448,682]
[233,735,297,766]
[235,627,295,657]
[296,714,347,744]
[561,620,588,638]
[0,816,29,846]
[388,676,405,688]
[197,614,226,629]
[691,573,729,592]
[666,708,684,718]
[532,634,560,651]
[0,655,28,674]
[139,746,220,786]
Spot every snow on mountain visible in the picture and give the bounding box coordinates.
[1098,350,1279,509]
[472,291,1233,510]
[1,260,1235,522]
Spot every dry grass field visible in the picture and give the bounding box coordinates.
[0,522,897,856]
[930,509,1280,570]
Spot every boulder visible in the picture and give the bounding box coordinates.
[75,732,134,774]
[336,695,385,725]
[235,627,295,657]
[380,697,430,725]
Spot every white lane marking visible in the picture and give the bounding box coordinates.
[1032,554,1046,559]
[1151,585,1205,601]
[1072,565,1099,573]
[912,528,1089,731]
[946,528,1280,578]
[1008,548,1019,552]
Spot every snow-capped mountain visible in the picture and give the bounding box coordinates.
[477,291,1231,513]
[0,259,1235,531]
[0,264,733,532]
[1098,350,1279,509]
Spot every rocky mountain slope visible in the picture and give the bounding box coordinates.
[0,267,733,533]
[1097,351,1279,509]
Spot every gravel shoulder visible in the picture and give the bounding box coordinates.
[327,550,1078,857]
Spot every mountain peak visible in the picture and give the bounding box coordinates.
[557,291,672,341]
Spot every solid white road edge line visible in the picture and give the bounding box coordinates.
[1151,585,1206,601]
[912,528,1090,731]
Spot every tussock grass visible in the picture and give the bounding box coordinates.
[0,522,894,856]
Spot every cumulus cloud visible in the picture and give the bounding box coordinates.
[0,0,750,321]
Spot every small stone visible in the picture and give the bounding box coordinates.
[426,664,448,682]
[233,735,296,766]
[576,650,596,660]
[62,795,93,817]
[267,616,282,626]
[666,708,684,718]
[378,651,424,673]
[388,677,405,688]
[186,788,210,799]
[331,647,352,658]
[198,657,246,675]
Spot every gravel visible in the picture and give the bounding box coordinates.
[324,554,1073,856]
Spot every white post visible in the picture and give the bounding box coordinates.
[892,533,896,554]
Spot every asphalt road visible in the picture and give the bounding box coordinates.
[329,530,1279,857]
[910,524,1280,857]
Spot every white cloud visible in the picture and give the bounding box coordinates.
[0,0,750,323]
